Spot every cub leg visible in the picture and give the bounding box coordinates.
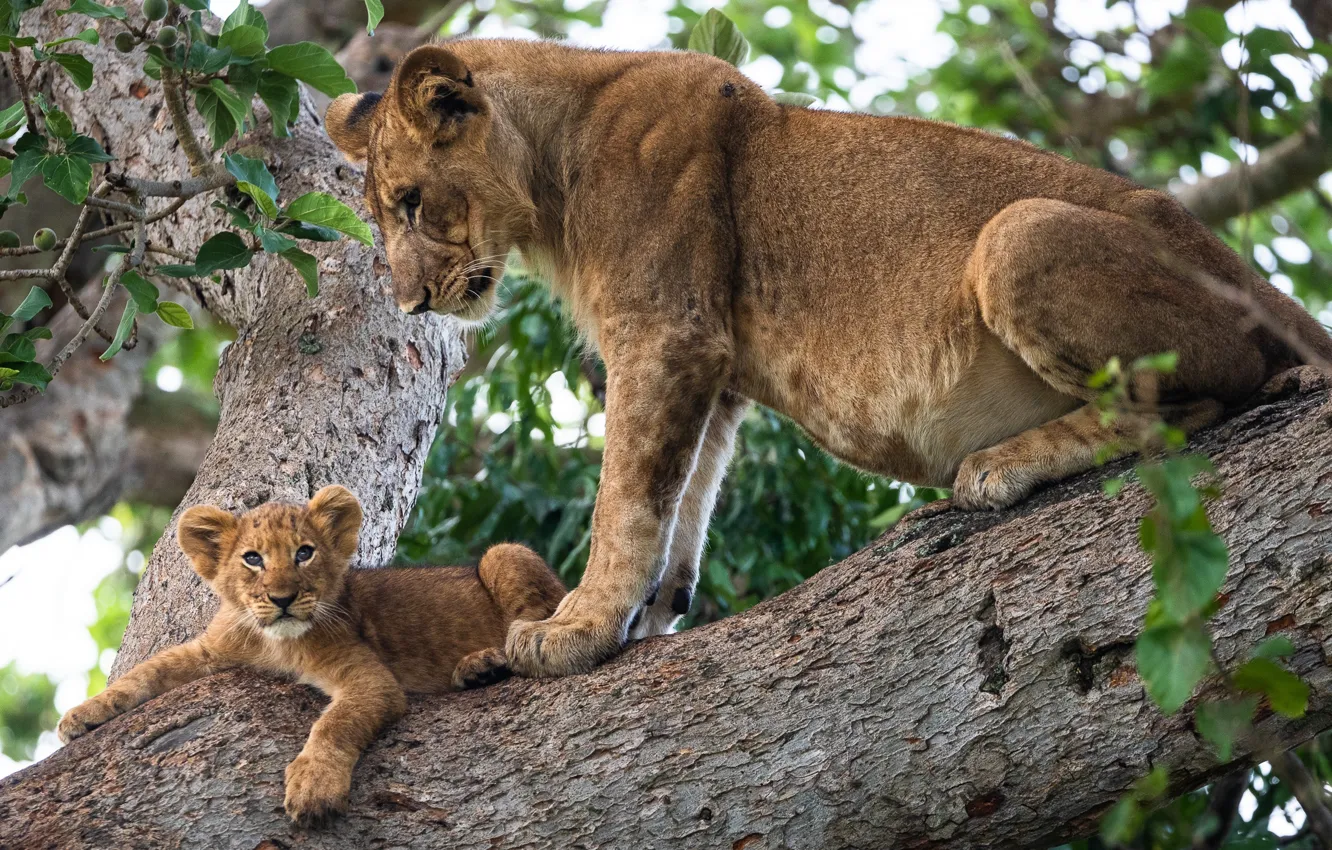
[58,638,229,743]
[284,648,406,827]
[507,325,732,677]
[956,195,1283,509]
[631,389,749,639]
[455,544,567,688]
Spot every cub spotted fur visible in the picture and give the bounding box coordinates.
[325,40,1332,679]
[57,486,565,825]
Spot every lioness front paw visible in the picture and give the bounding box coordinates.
[952,450,1037,511]
[284,751,352,827]
[57,697,118,744]
[506,590,628,678]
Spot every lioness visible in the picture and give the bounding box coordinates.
[57,486,565,825]
[324,40,1332,678]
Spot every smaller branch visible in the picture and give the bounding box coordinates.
[107,170,233,198]
[1272,750,1332,848]
[0,197,188,258]
[144,242,194,261]
[50,181,117,343]
[1192,770,1250,850]
[160,68,213,176]
[4,49,39,135]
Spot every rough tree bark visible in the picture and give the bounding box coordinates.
[3,379,1331,849]
[8,6,466,674]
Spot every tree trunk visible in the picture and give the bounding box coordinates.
[16,6,466,674]
[3,381,1330,849]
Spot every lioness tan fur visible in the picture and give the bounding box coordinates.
[57,486,565,825]
[324,39,1332,679]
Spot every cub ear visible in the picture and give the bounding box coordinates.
[325,91,382,162]
[392,45,486,143]
[177,505,237,582]
[307,485,363,561]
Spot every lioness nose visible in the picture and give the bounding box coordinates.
[408,299,430,315]
[268,594,296,610]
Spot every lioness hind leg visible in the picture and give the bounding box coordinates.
[957,195,1271,508]
[953,399,1222,510]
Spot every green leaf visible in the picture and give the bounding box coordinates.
[10,360,51,390]
[42,107,73,140]
[0,366,18,386]
[266,42,356,97]
[224,153,279,206]
[283,192,372,245]
[155,301,193,328]
[1233,657,1309,718]
[57,0,126,20]
[277,219,340,242]
[1146,36,1211,98]
[119,269,158,313]
[40,151,94,204]
[11,285,52,322]
[66,134,113,163]
[1100,798,1142,847]
[207,79,247,132]
[688,9,749,66]
[20,326,51,341]
[364,0,383,35]
[0,101,26,138]
[194,232,253,274]
[281,247,318,296]
[195,86,238,149]
[1149,505,1229,624]
[222,0,267,39]
[99,298,136,361]
[0,36,38,50]
[1254,635,1295,659]
[257,70,300,137]
[45,28,99,48]
[49,53,94,91]
[257,226,297,254]
[153,263,198,278]
[0,333,35,361]
[187,42,234,75]
[1135,622,1211,714]
[1195,695,1258,761]
[212,200,255,229]
[218,23,266,60]
[1131,351,1178,376]
[240,183,278,219]
[1183,6,1231,46]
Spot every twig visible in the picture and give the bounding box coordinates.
[1272,750,1332,848]
[161,68,213,176]
[106,170,233,198]
[3,49,39,136]
[1192,769,1250,849]
[0,198,188,258]
[50,181,117,343]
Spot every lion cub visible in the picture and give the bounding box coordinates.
[57,486,565,825]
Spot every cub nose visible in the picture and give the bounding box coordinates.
[268,594,297,610]
[408,299,430,315]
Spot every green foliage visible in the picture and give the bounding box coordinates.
[688,8,749,66]
[0,663,57,761]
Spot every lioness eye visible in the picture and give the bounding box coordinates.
[242,552,263,568]
[401,187,421,228]
[295,545,314,563]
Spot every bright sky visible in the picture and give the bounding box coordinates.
[0,3,1324,835]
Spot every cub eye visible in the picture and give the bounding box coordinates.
[295,545,314,563]
[401,187,421,228]
[242,552,263,568]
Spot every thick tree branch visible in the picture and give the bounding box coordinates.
[1175,121,1332,226]
[3,384,1330,849]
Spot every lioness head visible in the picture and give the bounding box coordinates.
[325,44,516,323]
[177,486,364,640]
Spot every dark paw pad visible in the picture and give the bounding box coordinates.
[671,588,692,616]
[463,664,512,689]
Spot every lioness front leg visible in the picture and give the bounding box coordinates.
[507,326,732,677]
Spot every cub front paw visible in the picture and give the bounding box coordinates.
[952,450,1035,511]
[506,592,628,678]
[452,647,512,690]
[284,751,352,827]
[57,698,117,744]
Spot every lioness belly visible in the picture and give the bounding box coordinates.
[732,317,1079,487]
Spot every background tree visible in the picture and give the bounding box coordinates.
[0,0,1330,847]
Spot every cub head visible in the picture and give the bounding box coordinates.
[176,486,364,640]
[325,44,517,325]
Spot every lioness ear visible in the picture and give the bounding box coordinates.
[325,92,381,162]
[307,485,363,560]
[392,45,486,143]
[177,506,237,582]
